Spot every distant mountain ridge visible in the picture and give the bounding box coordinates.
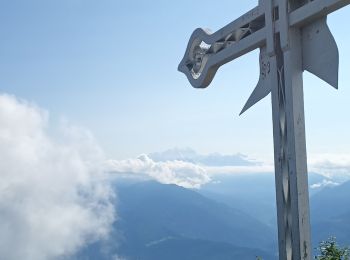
[138,237,275,260]
[149,148,258,166]
[75,173,350,259]
[311,180,350,247]
[116,181,276,250]
[76,180,277,259]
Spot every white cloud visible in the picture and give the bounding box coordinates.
[308,153,350,181]
[310,179,340,189]
[0,94,115,260]
[106,154,210,189]
[108,152,350,187]
[204,164,274,175]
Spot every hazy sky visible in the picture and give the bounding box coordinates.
[1,0,349,160]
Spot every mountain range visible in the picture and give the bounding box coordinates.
[148,148,258,166]
[114,181,277,259]
[76,171,350,259]
[311,180,350,248]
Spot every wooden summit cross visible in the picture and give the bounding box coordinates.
[178,0,349,259]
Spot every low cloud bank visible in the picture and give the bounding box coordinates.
[204,164,274,175]
[107,152,350,189]
[106,154,210,189]
[310,179,340,189]
[309,154,350,182]
[0,94,115,260]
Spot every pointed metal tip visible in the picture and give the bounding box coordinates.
[238,79,271,117]
[302,18,340,92]
[239,106,248,116]
[332,79,339,90]
[327,77,338,90]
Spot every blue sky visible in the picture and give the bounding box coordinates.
[1,0,349,160]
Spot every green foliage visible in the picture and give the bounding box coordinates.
[315,237,350,260]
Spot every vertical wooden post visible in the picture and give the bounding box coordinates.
[271,2,312,258]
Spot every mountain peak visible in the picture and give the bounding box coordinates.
[148,148,258,167]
